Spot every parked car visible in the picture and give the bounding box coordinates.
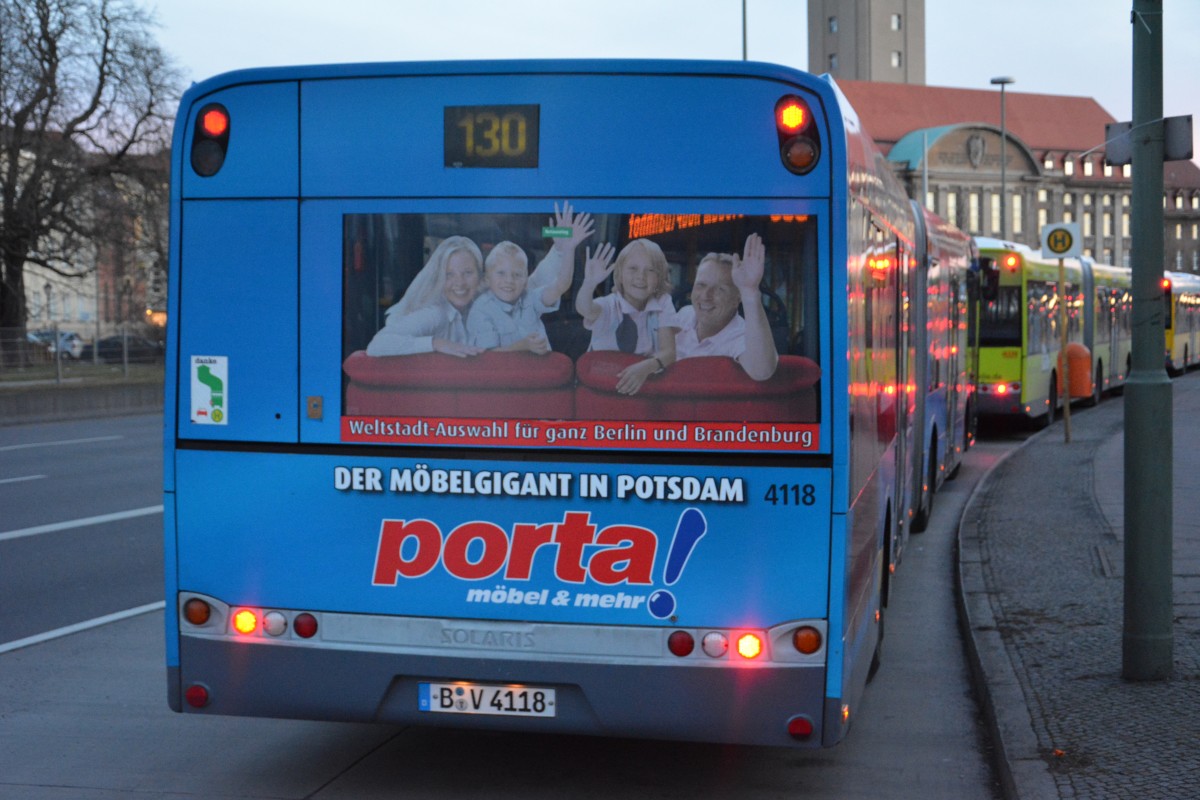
[81,334,164,364]
[27,330,85,359]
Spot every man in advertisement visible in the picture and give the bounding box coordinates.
[668,233,780,381]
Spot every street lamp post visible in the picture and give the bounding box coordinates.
[991,76,1015,240]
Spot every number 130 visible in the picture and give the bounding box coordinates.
[457,112,527,157]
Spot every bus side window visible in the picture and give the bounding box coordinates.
[978,257,999,302]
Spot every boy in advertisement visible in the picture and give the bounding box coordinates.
[467,204,594,354]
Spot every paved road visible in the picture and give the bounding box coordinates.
[0,415,162,644]
[1,414,1007,798]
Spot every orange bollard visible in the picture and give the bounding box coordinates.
[1057,343,1094,399]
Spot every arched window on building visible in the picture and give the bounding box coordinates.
[1012,195,1023,234]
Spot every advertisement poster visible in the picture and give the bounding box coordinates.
[177,449,832,627]
[341,206,822,452]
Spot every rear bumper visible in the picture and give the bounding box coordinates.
[174,634,830,748]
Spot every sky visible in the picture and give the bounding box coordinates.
[149,0,1199,160]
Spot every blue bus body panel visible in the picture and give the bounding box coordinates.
[300,72,829,199]
[176,200,299,442]
[180,82,299,199]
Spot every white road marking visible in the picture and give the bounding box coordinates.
[0,435,123,452]
[0,475,47,485]
[0,602,166,655]
[0,505,164,543]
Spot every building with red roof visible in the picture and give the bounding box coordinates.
[806,0,1199,271]
[836,79,1200,271]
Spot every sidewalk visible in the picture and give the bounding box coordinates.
[959,372,1200,800]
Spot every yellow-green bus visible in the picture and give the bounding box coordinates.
[973,238,1132,426]
[1164,270,1200,375]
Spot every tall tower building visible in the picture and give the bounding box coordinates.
[807,0,926,84]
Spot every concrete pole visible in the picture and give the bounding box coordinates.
[741,0,747,61]
[1058,259,1071,442]
[991,77,1015,239]
[1123,0,1172,681]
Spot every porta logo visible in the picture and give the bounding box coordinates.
[371,509,707,619]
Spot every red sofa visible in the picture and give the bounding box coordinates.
[343,350,576,419]
[343,350,821,424]
[574,352,820,422]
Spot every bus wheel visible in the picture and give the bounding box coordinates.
[868,608,884,682]
[1037,373,1058,429]
[911,434,938,532]
[1085,362,1102,407]
[911,479,929,532]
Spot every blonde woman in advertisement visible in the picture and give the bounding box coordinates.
[365,235,486,357]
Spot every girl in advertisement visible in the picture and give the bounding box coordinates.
[575,238,679,394]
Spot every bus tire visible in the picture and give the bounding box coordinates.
[1037,372,1058,429]
[869,509,892,683]
[1084,361,1102,407]
[868,608,884,682]
[911,432,937,532]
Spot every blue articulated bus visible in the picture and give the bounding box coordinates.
[165,59,951,748]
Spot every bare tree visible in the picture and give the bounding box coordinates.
[0,0,180,363]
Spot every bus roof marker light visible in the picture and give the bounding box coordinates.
[191,102,230,177]
[775,95,821,175]
[201,107,229,137]
[776,99,809,133]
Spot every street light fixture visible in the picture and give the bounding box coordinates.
[991,76,1016,240]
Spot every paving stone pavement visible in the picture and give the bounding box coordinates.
[959,372,1200,800]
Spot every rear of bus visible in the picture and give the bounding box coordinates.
[974,239,1081,423]
[164,60,859,748]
